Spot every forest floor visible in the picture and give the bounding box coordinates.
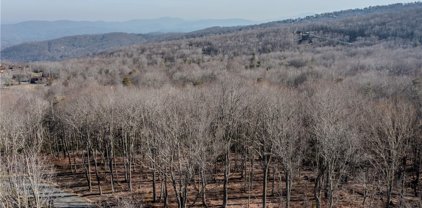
[40,184,95,207]
[50,156,421,208]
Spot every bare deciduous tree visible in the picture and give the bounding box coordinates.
[311,85,362,208]
[365,98,417,207]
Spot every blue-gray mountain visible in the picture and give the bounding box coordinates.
[0,18,254,49]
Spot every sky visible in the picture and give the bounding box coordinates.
[1,0,417,24]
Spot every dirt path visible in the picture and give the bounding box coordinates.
[40,184,96,208]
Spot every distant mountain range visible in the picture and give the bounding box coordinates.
[1,18,255,49]
[2,3,422,62]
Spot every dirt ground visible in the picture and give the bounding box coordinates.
[51,155,421,208]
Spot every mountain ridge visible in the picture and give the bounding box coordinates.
[2,2,422,62]
[1,18,255,49]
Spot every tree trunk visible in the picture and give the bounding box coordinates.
[271,167,275,196]
[285,170,291,208]
[400,174,405,207]
[108,147,115,193]
[262,154,270,208]
[153,166,157,202]
[72,153,77,173]
[314,169,323,208]
[159,173,164,202]
[278,172,283,206]
[93,149,102,195]
[241,152,247,180]
[223,150,229,208]
[182,174,188,208]
[123,150,128,182]
[386,177,393,208]
[248,154,254,208]
[163,169,169,208]
[128,152,132,192]
[328,171,334,208]
[200,167,208,208]
[171,171,181,208]
[413,147,421,197]
[84,143,92,192]
[243,152,249,190]
[109,111,116,193]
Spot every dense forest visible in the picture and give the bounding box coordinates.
[1,2,422,208]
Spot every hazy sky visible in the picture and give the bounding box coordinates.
[1,0,417,23]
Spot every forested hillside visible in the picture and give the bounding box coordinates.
[1,2,421,208]
[0,33,151,61]
[2,2,422,62]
